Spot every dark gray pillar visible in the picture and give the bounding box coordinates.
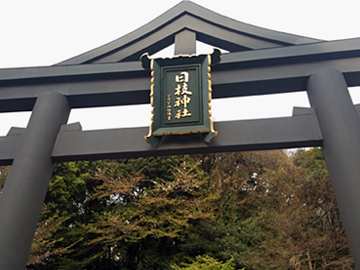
[307,68,360,269]
[0,92,70,269]
[174,29,196,55]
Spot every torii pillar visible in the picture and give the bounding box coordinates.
[0,92,70,269]
[307,68,360,268]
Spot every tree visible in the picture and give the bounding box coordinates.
[27,161,98,269]
[26,149,354,269]
[188,149,354,269]
[185,151,289,269]
[27,156,218,269]
[83,156,217,270]
[231,148,354,269]
[171,255,238,270]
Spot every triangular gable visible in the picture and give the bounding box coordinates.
[57,1,322,66]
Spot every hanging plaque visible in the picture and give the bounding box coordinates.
[141,48,221,146]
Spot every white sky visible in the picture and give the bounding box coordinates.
[1,0,360,136]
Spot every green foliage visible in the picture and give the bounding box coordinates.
[0,166,10,196]
[171,255,238,270]
[240,148,353,269]
[46,161,91,211]
[28,211,76,266]
[27,149,354,270]
[83,156,216,269]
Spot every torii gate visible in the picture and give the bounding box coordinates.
[1,1,360,269]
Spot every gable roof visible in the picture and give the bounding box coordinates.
[57,0,322,66]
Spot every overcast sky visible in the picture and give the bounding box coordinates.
[1,0,360,135]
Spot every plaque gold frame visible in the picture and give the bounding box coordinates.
[141,48,221,146]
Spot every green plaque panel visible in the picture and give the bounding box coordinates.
[162,66,201,126]
[141,49,221,146]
